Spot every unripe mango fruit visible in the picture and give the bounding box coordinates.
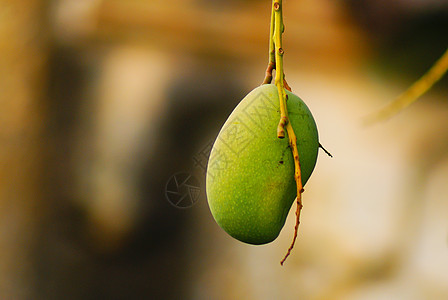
[206,84,319,245]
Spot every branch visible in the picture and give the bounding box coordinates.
[270,0,304,265]
[262,2,276,85]
[364,47,448,125]
[280,122,304,266]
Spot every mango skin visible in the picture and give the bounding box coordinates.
[206,84,319,245]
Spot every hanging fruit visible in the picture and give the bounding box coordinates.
[206,0,327,265]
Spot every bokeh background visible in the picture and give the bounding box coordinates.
[1,0,448,299]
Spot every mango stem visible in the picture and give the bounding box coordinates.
[280,122,304,266]
[269,0,304,265]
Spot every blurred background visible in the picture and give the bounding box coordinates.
[1,0,447,299]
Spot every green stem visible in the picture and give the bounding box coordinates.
[364,47,448,125]
[271,0,304,266]
[273,0,287,138]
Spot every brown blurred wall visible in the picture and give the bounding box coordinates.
[0,0,47,298]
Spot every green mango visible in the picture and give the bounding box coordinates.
[206,84,319,245]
